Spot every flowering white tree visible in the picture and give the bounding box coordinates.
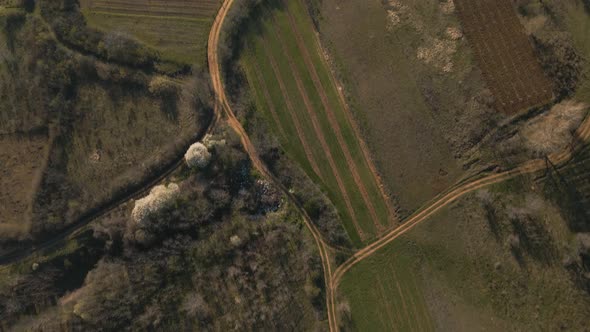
[184,142,211,169]
[131,183,180,224]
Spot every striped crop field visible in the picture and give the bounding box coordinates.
[240,0,398,245]
[455,0,553,114]
[80,0,219,66]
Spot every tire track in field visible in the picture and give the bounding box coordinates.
[283,8,384,233]
[376,276,400,332]
[268,17,365,240]
[246,60,287,138]
[392,266,414,332]
[411,275,435,332]
[260,40,323,178]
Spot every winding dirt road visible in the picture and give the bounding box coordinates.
[207,1,338,331]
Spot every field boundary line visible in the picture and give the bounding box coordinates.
[283,6,384,233]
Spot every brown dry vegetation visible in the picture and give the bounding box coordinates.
[0,1,212,244]
[317,0,494,215]
[0,135,50,239]
[454,0,554,114]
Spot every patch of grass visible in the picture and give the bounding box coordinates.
[339,179,590,331]
[83,11,213,67]
[0,135,49,239]
[64,83,182,207]
[339,238,434,331]
[239,0,393,245]
[80,0,219,68]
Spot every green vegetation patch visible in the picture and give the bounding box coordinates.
[239,0,393,245]
[339,176,590,331]
[83,11,213,67]
[339,239,434,331]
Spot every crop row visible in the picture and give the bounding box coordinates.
[455,0,553,114]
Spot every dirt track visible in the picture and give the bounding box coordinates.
[209,1,590,329]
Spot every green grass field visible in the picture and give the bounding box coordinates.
[81,0,219,67]
[240,0,395,245]
[338,175,590,331]
[339,238,434,331]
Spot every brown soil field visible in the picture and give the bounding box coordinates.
[0,135,50,239]
[455,0,554,114]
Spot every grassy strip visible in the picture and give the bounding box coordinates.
[261,10,376,240]
[242,18,366,245]
[287,0,392,227]
[269,7,380,236]
[239,1,402,242]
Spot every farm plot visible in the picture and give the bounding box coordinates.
[240,0,397,245]
[455,0,553,114]
[80,0,219,66]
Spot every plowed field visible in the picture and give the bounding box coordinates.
[455,0,553,114]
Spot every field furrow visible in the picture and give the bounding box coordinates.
[281,8,384,233]
[259,42,324,178]
[239,0,401,243]
[267,27,366,239]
